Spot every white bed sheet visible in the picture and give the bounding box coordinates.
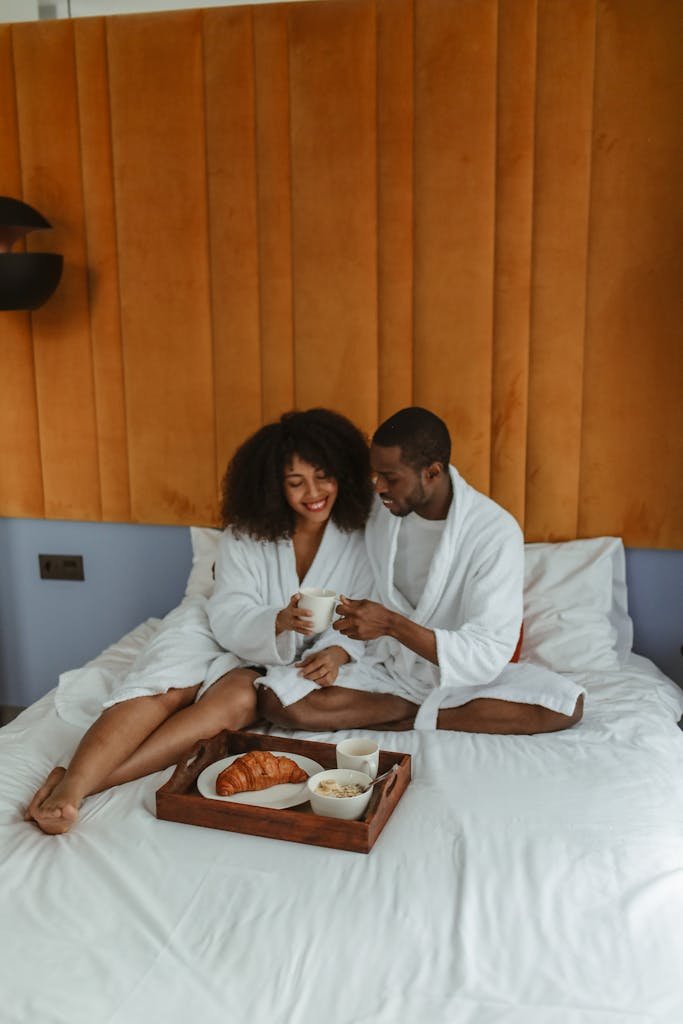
[1,625,683,1024]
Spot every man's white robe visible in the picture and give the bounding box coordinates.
[361,467,585,729]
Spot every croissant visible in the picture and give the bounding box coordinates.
[216,750,308,796]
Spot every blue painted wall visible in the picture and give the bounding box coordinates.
[0,518,192,707]
[624,548,683,688]
[0,518,681,708]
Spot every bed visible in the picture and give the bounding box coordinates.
[2,533,682,1024]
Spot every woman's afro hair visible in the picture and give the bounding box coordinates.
[220,408,374,541]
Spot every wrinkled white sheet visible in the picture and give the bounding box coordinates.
[2,626,683,1024]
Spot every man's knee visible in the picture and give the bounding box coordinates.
[520,693,585,734]
[534,694,584,734]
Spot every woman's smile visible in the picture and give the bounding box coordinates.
[283,454,339,526]
[303,496,329,512]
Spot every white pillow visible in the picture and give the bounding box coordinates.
[185,526,222,598]
[521,537,633,672]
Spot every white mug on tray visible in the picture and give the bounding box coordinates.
[336,737,379,779]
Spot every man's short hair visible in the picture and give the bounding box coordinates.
[372,407,451,470]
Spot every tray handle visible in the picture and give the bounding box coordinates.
[164,731,230,792]
[364,760,402,818]
[383,769,399,799]
[181,741,208,772]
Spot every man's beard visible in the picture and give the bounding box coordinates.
[391,481,427,517]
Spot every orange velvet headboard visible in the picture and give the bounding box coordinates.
[0,0,681,547]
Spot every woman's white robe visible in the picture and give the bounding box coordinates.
[207,522,373,706]
[360,467,586,729]
[56,522,372,725]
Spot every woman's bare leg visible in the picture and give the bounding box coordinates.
[25,685,200,834]
[100,668,259,788]
[25,669,259,835]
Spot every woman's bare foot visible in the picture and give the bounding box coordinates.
[24,767,82,835]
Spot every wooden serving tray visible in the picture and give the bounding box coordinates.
[156,729,411,854]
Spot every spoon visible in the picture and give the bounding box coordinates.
[361,763,399,793]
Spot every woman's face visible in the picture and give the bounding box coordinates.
[283,454,338,527]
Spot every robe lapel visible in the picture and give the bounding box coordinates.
[383,515,414,616]
[276,537,299,601]
[412,467,471,626]
[299,520,347,588]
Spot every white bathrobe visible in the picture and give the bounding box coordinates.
[206,521,373,706]
[56,521,372,725]
[360,467,586,729]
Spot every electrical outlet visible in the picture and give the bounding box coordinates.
[38,554,85,581]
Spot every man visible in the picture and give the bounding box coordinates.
[259,407,585,734]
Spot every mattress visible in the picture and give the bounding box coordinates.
[2,627,682,1023]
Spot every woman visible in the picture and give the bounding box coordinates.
[25,408,374,835]
[206,408,375,704]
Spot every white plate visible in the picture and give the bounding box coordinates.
[196,751,324,810]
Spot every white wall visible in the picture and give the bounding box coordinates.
[70,0,301,13]
[0,0,316,22]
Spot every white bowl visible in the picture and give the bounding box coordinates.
[307,769,373,821]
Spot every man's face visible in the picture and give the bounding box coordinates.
[370,443,427,517]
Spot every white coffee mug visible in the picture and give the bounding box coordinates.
[298,587,337,634]
[336,737,380,780]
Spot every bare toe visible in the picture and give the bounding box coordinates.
[34,800,80,835]
[25,767,66,821]
[26,768,82,835]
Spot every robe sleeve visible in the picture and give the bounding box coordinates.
[207,531,295,666]
[433,527,524,689]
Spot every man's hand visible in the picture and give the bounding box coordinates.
[332,596,394,641]
[275,594,314,636]
[296,646,350,687]
[334,595,439,663]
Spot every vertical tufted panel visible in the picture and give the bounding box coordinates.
[253,3,295,425]
[489,0,537,529]
[107,12,217,524]
[288,0,378,436]
[525,0,597,541]
[377,0,414,424]
[578,0,683,547]
[12,20,101,520]
[0,26,44,518]
[204,7,263,489]
[413,0,498,493]
[74,17,131,523]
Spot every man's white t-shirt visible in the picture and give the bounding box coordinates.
[393,512,447,609]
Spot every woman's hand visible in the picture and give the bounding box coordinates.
[275,593,314,636]
[296,645,350,687]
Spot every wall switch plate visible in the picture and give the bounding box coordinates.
[38,554,85,581]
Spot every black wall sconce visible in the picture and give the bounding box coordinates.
[0,196,63,311]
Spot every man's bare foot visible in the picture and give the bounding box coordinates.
[24,767,82,835]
